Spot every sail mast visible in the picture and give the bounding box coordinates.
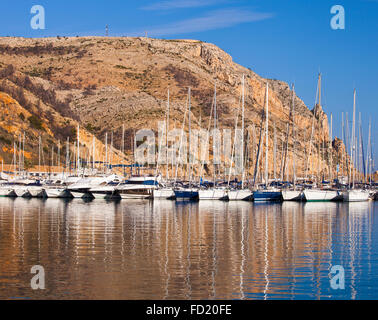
[265,82,269,187]
[166,89,170,181]
[352,89,356,188]
[241,75,245,189]
[292,84,296,188]
[188,87,192,189]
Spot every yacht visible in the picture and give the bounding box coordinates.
[198,187,228,200]
[227,188,253,201]
[303,188,340,202]
[342,189,370,202]
[116,176,159,199]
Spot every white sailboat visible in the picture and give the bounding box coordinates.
[343,89,370,202]
[253,82,282,202]
[282,84,304,201]
[302,74,339,202]
[199,82,228,200]
[153,89,175,200]
[227,75,252,201]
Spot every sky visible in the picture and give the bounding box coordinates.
[1,0,377,168]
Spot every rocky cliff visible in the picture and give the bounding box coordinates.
[0,36,349,179]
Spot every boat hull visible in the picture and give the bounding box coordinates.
[44,188,70,198]
[153,188,175,200]
[198,189,228,200]
[253,190,282,202]
[282,190,304,201]
[28,186,45,198]
[0,187,15,197]
[343,190,370,202]
[303,189,340,202]
[174,189,199,201]
[13,187,30,198]
[227,189,253,201]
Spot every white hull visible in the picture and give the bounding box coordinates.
[117,185,154,199]
[0,187,15,197]
[282,190,304,201]
[303,189,340,201]
[90,186,118,199]
[69,191,90,199]
[119,193,151,199]
[343,190,370,202]
[153,188,175,199]
[28,186,44,198]
[227,189,252,201]
[13,187,30,197]
[198,189,228,200]
[44,188,69,198]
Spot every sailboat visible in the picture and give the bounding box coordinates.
[174,88,199,201]
[227,75,253,201]
[153,89,176,200]
[302,74,340,202]
[198,82,228,200]
[253,82,282,202]
[282,84,304,201]
[342,89,370,202]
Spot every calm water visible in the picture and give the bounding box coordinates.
[0,197,377,300]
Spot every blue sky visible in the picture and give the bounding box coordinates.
[1,0,377,166]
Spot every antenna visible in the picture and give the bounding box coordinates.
[106,25,109,37]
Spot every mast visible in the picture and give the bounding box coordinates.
[166,89,170,181]
[241,75,245,189]
[213,82,217,187]
[66,137,70,175]
[265,82,269,187]
[77,125,80,176]
[105,132,108,174]
[351,89,356,188]
[57,140,61,171]
[92,136,95,171]
[329,113,333,182]
[305,73,321,180]
[367,118,371,184]
[292,84,296,188]
[188,87,192,189]
[341,112,344,181]
[359,113,366,181]
[38,135,41,173]
[273,122,277,181]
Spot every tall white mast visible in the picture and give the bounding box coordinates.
[329,113,333,182]
[367,118,371,184]
[292,84,296,187]
[77,125,80,176]
[38,136,41,173]
[213,81,217,187]
[341,112,344,180]
[105,132,108,174]
[351,89,356,188]
[265,82,269,187]
[166,89,170,181]
[188,87,192,188]
[273,122,277,181]
[92,136,95,171]
[241,74,245,188]
[66,137,70,175]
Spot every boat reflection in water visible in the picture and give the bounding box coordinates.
[0,198,376,300]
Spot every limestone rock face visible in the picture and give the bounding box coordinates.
[0,36,347,177]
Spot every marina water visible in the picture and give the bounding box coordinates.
[0,198,377,299]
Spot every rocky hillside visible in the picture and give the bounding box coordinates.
[0,36,349,179]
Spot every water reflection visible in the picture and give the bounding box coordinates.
[0,198,376,300]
